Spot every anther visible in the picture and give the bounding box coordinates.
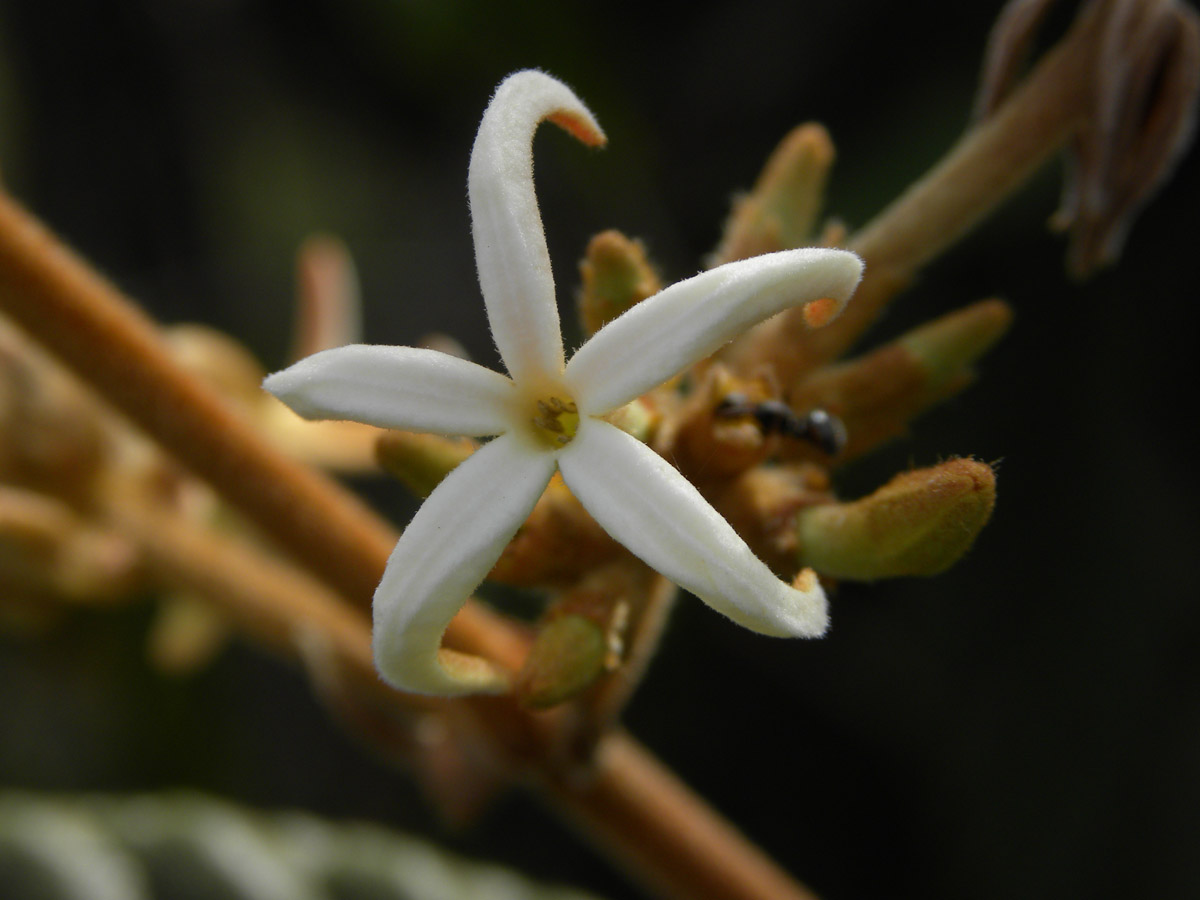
[529,393,582,448]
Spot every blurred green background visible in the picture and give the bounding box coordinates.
[1,1,1198,898]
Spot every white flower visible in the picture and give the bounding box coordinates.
[264,70,863,696]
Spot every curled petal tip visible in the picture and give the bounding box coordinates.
[749,568,830,639]
[788,569,830,636]
[469,69,606,383]
[370,434,556,696]
[547,109,607,148]
[497,70,606,146]
[802,296,841,328]
[792,567,819,594]
[787,248,863,330]
[437,648,512,694]
[558,419,829,640]
[703,564,829,639]
[373,639,511,697]
[817,248,865,309]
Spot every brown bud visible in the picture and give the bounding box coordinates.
[977,0,1200,275]
[147,596,231,674]
[796,458,997,579]
[578,230,662,335]
[0,484,141,603]
[712,124,836,265]
[787,299,1012,462]
[516,563,642,709]
[292,234,361,360]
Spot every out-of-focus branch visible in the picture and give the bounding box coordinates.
[0,190,525,673]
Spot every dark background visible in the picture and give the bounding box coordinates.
[1,1,1198,899]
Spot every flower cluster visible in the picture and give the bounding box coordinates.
[264,71,862,695]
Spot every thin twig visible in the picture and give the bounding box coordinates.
[573,572,678,752]
[101,488,408,711]
[546,733,821,900]
[720,0,1110,381]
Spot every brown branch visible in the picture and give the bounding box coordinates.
[573,572,678,750]
[720,0,1111,382]
[0,190,525,672]
[101,489,404,710]
[547,733,820,900]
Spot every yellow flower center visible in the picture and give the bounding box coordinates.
[530,394,580,448]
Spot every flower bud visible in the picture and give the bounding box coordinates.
[796,458,996,579]
[712,123,835,264]
[516,614,609,709]
[577,230,662,335]
[375,432,477,498]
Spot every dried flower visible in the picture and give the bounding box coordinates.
[264,71,862,695]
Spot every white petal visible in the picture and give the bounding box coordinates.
[565,248,863,415]
[372,433,556,695]
[558,418,828,637]
[469,70,605,384]
[263,345,515,436]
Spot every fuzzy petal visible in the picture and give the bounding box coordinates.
[565,248,862,415]
[372,433,557,695]
[469,70,605,384]
[559,418,828,637]
[263,345,515,436]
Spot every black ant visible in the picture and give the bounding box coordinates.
[714,393,847,456]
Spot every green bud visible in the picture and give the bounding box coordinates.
[713,123,836,264]
[577,231,661,336]
[796,458,996,579]
[516,614,608,709]
[899,298,1012,390]
[375,432,476,498]
[788,299,1012,462]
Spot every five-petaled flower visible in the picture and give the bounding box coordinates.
[264,70,863,696]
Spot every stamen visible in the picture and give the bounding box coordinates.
[529,393,581,448]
